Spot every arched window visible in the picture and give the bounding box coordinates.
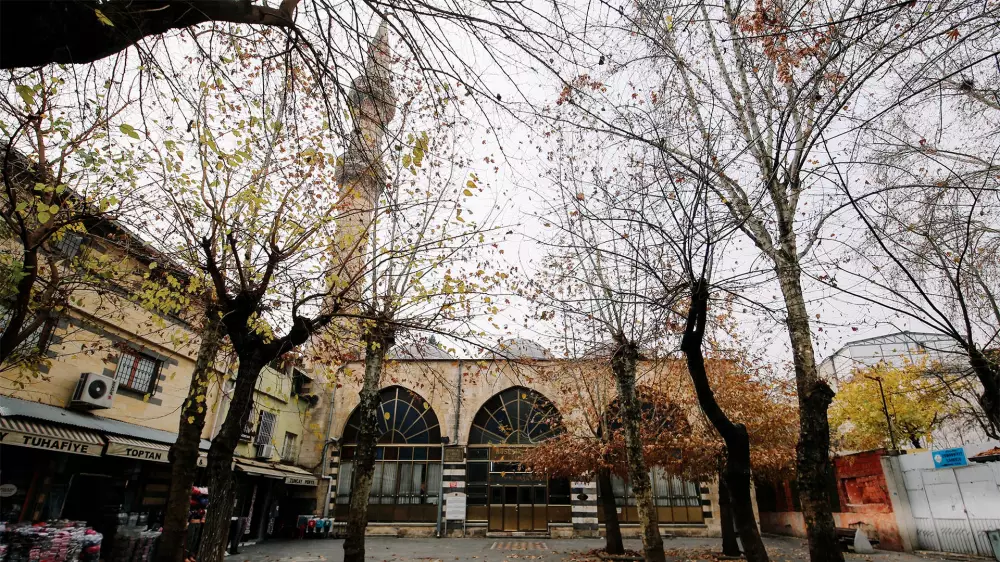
[335,387,442,522]
[341,386,442,445]
[596,391,704,524]
[469,387,561,445]
[466,387,571,528]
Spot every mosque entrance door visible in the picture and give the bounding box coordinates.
[488,484,547,531]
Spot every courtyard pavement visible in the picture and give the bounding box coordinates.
[228,535,969,562]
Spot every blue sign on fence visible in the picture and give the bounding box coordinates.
[932,447,968,469]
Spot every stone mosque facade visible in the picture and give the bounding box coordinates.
[297,340,723,538]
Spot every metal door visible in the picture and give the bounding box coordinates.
[503,486,518,531]
[904,461,1000,556]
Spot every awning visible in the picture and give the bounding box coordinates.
[0,417,104,457]
[233,458,319,486]
[0,395,211,451]
[105,435,170,463]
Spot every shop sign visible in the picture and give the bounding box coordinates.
[490,446,528,461]
[285,476,318,486]
[0,483,16,497]
[0,430,102,456]
[933,447,968,469]
[490,472,544,485]
[443,447,465,463]
[106,442,169,463]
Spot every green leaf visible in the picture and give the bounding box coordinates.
[48,204,59,214]
[15,85,35,107]
[37,211,51,223]
[94,9,114,26]
[119,123,139,139]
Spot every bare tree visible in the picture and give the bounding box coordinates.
[521,0,1000,559]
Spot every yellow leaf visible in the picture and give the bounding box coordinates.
[94,9,114,26]
[463,189,473,196]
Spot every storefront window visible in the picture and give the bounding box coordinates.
[335,387,442,522]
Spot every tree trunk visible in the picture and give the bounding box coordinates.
[198,354,266,562]
[156,311,224,562]
[681,279,768,562]
[717,463,741,558]
[968,348,1000,438]
[598,467,625,555]
[1,0,299,69]
[0,247,38,364]
[774,263,841,562]
[611,336,665,562]
[343,326,394,562]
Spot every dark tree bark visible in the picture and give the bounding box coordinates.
[156,310,223,562]
[680,279,768,562]
[197,351,266,562]
[773,264,840,562]
[0,0,299,69]
[0,247,39,363]
[968,348,1000,437]
[717,462,742,558]
[191,232,346,562]
[611,335,665,562]
[597,467,625,555]
[343,324,394,562]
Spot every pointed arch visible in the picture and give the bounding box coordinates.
[341,385,442,445]
[335,386,443,523]
[468,386,563,445]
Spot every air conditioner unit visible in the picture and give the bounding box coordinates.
[71,372,118,410]
[255,444,275,460]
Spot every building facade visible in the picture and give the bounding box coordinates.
[0,222,325,549]
[315,342,722,538]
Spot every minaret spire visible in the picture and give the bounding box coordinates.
[340,19,397,187]
[327,20,396,313]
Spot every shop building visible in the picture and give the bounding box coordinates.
[214,362,324,543]
[1,213,322,551]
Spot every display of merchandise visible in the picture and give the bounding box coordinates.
[110,514,161,562]
[0,520,101,562]
[294,516,333,539]
[188,487,209,524]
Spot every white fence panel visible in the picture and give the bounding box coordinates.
[899,445,1000,557]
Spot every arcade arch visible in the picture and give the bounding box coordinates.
[334,386,443,522]
[465,387,571,531]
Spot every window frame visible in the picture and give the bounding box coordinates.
[254,410,278,446]
[281,432,299,462]
[113,347,161,394]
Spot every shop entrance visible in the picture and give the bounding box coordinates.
[488,484,547,532]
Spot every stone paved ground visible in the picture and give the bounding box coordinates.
[228,536,967,562]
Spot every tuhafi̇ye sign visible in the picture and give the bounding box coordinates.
[0,430,102,456]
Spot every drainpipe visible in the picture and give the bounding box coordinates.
[321,367,339,517]
[453,360,463,443]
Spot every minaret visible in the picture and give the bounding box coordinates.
[328,21,396,306]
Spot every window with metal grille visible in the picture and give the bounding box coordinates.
[53,232,83,259]
[281,432,298,462]
[114,348,159,393]
[240,404,258,441]
[254,410,277,446]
